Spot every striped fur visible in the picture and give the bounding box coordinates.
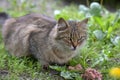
[2,13,88,66]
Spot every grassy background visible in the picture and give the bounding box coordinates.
[0,0,120,80]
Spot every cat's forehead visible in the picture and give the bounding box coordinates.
[67,20,77,27]
[67,20,87,30]
[67,20,79,31]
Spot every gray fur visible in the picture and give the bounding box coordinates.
[2,13,88,66]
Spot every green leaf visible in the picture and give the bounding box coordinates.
[113,10,120,24]
[79,5,89,13]
[93,30,106,40]
[94,17,103,27]
[111,36,120,45]
[60,71,82,79]
[107,26,113,38]
[60,71,73,79]
[49,65,66,72]
[90,2,102,16]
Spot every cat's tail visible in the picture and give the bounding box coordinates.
[0,12,9,28]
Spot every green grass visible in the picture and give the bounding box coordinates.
[0,1,120,80]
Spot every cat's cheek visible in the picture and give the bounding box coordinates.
[78,40,86,48]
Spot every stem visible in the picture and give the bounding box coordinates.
[100,0,103,6]
[86,0,90,7]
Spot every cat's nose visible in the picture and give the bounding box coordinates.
[71,41,78,50]
[73,42,78,48]
[73,46,76,50]
[71,46,77,50]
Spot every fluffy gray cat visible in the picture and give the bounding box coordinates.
[2,13,88,67]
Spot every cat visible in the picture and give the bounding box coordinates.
[2,13,88,66]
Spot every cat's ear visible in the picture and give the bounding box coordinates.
[77,18,89,28]
[57,18,69,30]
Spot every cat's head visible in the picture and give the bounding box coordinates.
[50,17,88,50]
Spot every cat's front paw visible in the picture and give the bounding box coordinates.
[40,61,49,70]
[42,64,49,70]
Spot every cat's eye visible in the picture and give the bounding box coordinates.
[62,37,71,44]
[62,36,70,39]
[62,36,71,40]
[69,38,72,41]
[78,36,86,42]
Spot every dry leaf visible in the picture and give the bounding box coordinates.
[68,64,83,71]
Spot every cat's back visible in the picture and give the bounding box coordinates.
[3,13,56,28]
[2,13,56,39]
[16,13,56,24]
[2,13,56,57]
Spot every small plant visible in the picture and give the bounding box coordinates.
[79,2,104,17]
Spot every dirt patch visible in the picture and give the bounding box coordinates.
[0,69,9,77]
